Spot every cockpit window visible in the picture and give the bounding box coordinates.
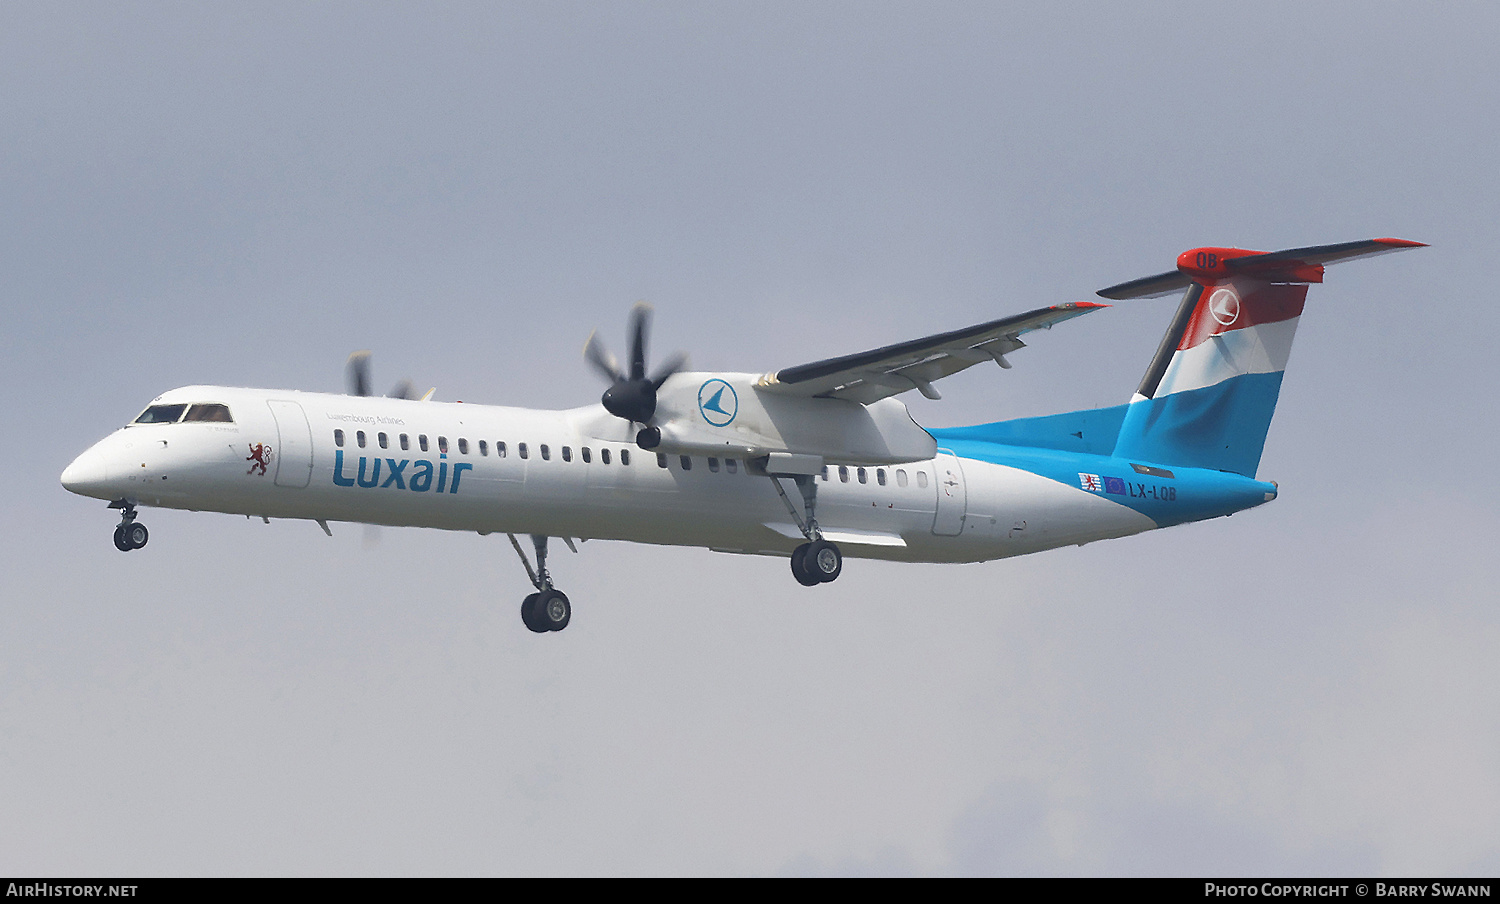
[183,403,234,423]
[134,404,187,424]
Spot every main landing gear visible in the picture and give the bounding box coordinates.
[509,533,571,633]
[769,473,843,587]
[791,538,842,586]
[109,501,148,552]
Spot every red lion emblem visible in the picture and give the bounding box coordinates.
[246,442,274,476]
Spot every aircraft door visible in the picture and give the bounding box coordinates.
[932,450,967,536]
[266,400,313,488]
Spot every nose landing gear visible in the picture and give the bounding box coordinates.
[109,501,148,552]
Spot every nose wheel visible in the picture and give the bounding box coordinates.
[110,502,149,552]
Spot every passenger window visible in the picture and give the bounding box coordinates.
[438,436,448,453]
[839,466,849,483]
[183,403,233,422]
[419,435,429,452]
[620,449,631,466]
[582,447,592,463]
[458,438,469,454]
[680,455,692,470]
[497,441,507,458]
[601,448,611,465]
[821,466,829,481]
[877,468,887,486]
[657,453,668,469]
[540,444,551,461]
[561,446,572,462]
[335,429,345,447]
[725,458,737,474]
[357,431,367,448]
[519,443,529,460]
[916,471,928,488]
[479,440,488,456]
[134,404,186,424]
[897,469,908,488]
[857,467,867,484]
[400,434,410,451]
[708,457,719,472]
[379,432,389,450]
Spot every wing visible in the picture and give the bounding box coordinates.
[756,302,1107,403]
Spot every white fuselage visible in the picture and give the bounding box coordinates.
[62,383,1157,564]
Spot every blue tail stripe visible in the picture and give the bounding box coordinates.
[1113,371,1285,477]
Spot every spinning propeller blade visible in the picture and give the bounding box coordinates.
[346,350,373,397]
[346,351,421,400]
[585,302,688,433]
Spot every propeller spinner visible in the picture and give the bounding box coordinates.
[584,302,688,447]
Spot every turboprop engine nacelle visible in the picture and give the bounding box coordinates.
[597,372,937,467]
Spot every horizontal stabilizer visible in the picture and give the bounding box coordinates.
[1228,237,1426,270]
[1096,270,1192,300]
[1098,237,1425,300]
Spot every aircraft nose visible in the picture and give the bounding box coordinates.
[61,446,113,499]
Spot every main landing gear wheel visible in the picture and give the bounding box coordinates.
[521,593,549,633]
[509,534,574,634]
[790,544,821,586]
[113,521,148,552]
[536,589,571,631]
[791,539,842,585]
[521,589,570,632]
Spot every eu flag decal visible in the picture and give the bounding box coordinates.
[1103,477,1127,495]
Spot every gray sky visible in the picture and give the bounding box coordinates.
[2,2,1496,876]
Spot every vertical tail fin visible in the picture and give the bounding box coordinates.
[1099,239,1424,476]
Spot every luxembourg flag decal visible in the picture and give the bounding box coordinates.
[1079,473,1103,493]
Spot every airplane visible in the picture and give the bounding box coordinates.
[60,238,1423,633]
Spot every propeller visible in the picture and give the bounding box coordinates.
[343,350,423,549]
[345,350,421,400]
[584,302,688,446]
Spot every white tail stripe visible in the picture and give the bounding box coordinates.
[1155,316,1299,397]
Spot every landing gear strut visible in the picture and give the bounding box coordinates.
[509,533,571,633]
[110,501,148,552]
[770,473,843,586]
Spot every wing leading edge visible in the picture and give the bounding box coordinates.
[757,302,1107,403]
